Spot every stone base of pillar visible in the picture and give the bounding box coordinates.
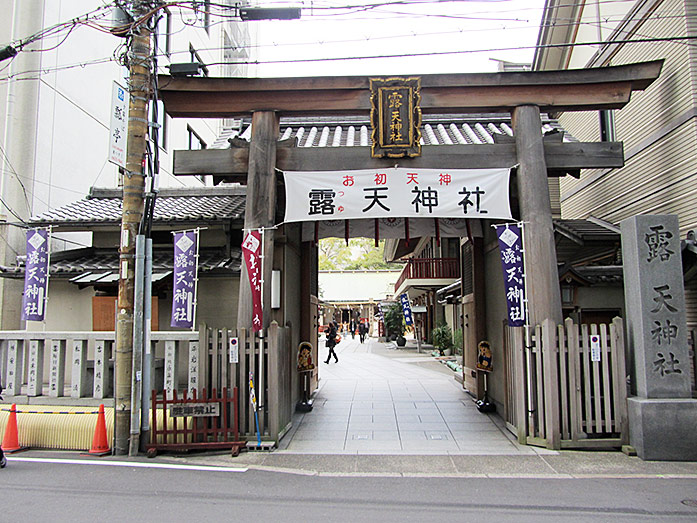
[628,397,697,461]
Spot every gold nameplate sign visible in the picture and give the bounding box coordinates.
[370,77,422,158]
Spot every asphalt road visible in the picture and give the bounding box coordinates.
[1,456,697,522]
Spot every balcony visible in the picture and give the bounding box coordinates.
[394,257,459,296]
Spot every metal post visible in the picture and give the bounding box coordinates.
[140,237,153,452]
[129,234,145,456]
[258,227,265,433]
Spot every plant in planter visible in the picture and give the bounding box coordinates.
[383,303,406,346]
[453,328,463,356]
[432,323,454,356]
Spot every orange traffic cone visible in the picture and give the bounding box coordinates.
[2,404,22,452]
[89,404,110,456]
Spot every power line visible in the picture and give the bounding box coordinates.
[197,34,697,67]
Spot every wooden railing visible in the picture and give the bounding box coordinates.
[395,257,459,291]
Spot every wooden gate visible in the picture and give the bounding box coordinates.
[504,317,628,449]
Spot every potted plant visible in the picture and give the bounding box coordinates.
[432,323,453,356]
[383,303,406,346]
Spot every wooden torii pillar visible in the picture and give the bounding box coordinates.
[158,60,662,331]
[237,112,279,330]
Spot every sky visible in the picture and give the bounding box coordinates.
[252,0,547,77]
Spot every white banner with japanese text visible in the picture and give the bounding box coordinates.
[283,167,512,223]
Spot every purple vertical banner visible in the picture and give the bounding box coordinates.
[399,293,414,326]
[496,224,525,327]
[171,231,198,328]
[22,228,50,321]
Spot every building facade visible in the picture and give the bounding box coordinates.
[533,0,697,328]
[0,1,256,328]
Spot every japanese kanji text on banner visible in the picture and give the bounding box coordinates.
[283,167,512,223]
[241,230,263,332]
[22,228,50,321]
[496,224,526,327]
[171,231,198,328]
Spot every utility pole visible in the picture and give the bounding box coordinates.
[115,1,152,455]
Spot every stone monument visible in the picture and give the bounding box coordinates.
[621,214,697,460]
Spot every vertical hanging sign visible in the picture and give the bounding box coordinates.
[109,81,128,168]
[496,224,526,327]
[399,293,414,326]
[171,230,198,328]
[22,227,50,321]
[241,230,263,332]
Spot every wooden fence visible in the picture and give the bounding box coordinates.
[504,317,628,450]
[193,322,292,443]
[687,328,697,397]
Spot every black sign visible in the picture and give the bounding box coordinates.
[370,77,422,158]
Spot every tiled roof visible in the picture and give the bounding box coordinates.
[567,266,624,285]
[29,186,246,226]
[210,113,573,149]
[0,247,241,278]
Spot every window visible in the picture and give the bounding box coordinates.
[189,43,209,77]
[187,125,207,150]
[599,110,616,142]
[150,99,167,150]
[156,7,171,57]
[188,126,207,184]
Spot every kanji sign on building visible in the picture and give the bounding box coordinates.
[241,230,263,332]
[283,167,511,223]
[171,230,198,328]
[22,228,50,321]
[370,77,421,158]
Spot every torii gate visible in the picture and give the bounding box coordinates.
[158,60,662,340]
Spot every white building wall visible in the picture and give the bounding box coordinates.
[0,2,256,328]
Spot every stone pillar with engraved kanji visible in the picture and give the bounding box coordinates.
[621,214,697,461]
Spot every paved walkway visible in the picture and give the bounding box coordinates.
[277,335,544,455]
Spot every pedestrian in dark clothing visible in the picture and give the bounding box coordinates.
[358,321,367,343]
[324,321,339,363]
[350,319,357,339]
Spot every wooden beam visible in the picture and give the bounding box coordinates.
[173,142,624,177]
[158,60,662,117]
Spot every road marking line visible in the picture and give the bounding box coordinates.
[6,457,248,473]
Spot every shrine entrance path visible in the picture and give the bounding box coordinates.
[279,336,550,455]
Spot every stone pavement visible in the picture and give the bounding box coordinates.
[178,335,697,478]
[277,335,539,455]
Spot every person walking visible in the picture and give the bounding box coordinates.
[324,321,339,364]
[350,318,357,339]
[358,321,367,344]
